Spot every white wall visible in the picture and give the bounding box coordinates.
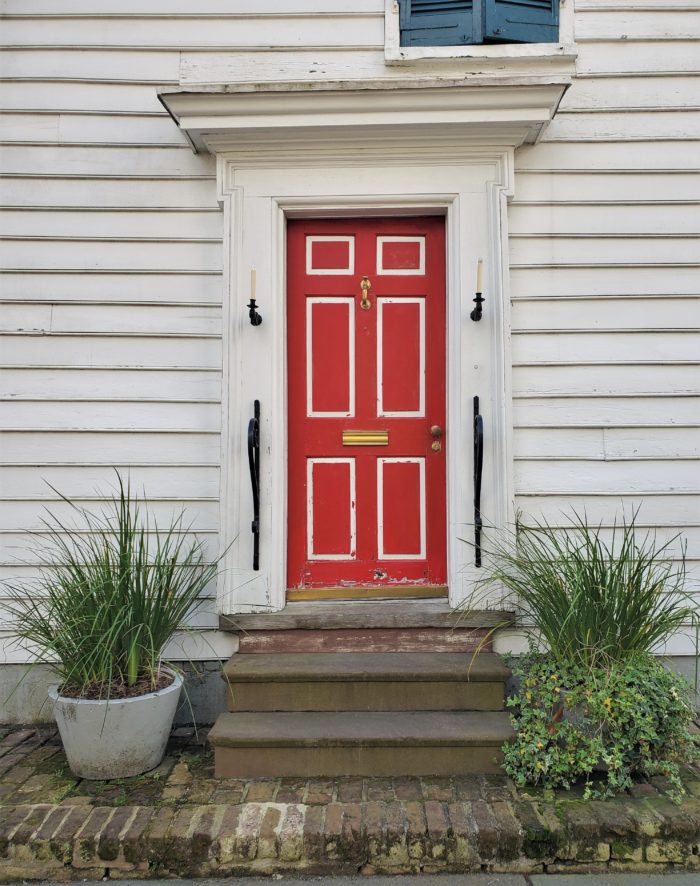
[509,2,700,652]
[1,0,697,661]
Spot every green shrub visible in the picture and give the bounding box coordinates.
[504,651,699,801]
[5,474,218,698]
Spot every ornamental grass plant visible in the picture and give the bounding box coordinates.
[6,473,217,699]
[474,510,697,670]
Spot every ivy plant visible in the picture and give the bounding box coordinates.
[504,650,699,802]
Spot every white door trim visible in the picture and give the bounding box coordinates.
[217,151,515,614]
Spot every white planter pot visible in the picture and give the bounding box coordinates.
[48,669,182,780]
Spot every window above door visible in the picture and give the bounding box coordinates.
[385,0,575,67]
[400,0,558,47]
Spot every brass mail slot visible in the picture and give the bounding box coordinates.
[342,430,389,446]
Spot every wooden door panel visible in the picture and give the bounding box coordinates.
[307,459,356,560]
[287,217,446,591]
[378,458,425,559]
[378,297,424,416]
[307,298,354,416]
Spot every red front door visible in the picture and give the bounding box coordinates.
[287,217,447,592]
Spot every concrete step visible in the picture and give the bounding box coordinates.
[223,652,511,712]
[209,710,514,777]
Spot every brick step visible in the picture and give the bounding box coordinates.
[209,710,514,777]
[223,652,511,712]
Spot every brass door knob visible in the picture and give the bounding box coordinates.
[430,425,442,452]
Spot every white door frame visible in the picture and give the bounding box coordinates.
[216,148,515,614]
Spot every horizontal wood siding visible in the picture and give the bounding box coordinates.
[0,2,226,661]
[509,2,699,604]
[0,1,697,662]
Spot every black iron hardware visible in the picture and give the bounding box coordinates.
[247,399,261,570]
[470,291,484,321]
[247,298,263,326]
[473,395,484,567]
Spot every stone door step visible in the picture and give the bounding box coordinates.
[223,652,510,712]
[209,710,514,777]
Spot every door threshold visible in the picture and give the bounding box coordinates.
[286,585,448,602]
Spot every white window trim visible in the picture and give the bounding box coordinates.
[384,0,576,66]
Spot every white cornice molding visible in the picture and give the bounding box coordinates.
[159,77,570,155]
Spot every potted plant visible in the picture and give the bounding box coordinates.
[468,511,699,799]
[6,474,217,779]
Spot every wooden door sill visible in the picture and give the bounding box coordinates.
[286,585,448,602]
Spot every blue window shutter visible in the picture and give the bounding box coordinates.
[399,0,476,47]
[483,0,559,43]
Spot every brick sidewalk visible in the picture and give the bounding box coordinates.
[1,725,699,880]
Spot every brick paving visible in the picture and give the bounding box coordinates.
[0,724,699,880]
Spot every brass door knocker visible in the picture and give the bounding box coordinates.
[360,275,371,310]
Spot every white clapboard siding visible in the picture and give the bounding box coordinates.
[513,494,700,528]
[0,176,217,208]
[0,112,190,146]
[0,334,222,368]
[0,240,222,271]
[575,9,700,40]
[488,523,700,561]
[513,396,699,428]
[2,274,223,304]
[0,49,182,82]
[509,202,700,235]
[513,332,699,364]
[510,295,698,330]
[560,75,700,111]
[0,532,220,567]
[509,266,699,298]
[0,501,220,533]
[577,1,699,9]
[0,465,220,499]
[513,363,699,397]
[0,146,215,177]
[3,368,222,401]
[513,427,700,460]
[1,401,222,432]
[544,110,700,141]
[0,210,223,239]
[0,1,383,15]
[0,82,169,114]
[0,15,384,49]
[513,172,700,203]
[515,459,699,494]
[515,140,700,171]
[509,236,698,267]
[0,432,221,465]
[0,629,238,664]
[576,40,700,74]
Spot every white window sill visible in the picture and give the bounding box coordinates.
[386,42,577,66]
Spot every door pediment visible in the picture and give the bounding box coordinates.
[159,77,570,155]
